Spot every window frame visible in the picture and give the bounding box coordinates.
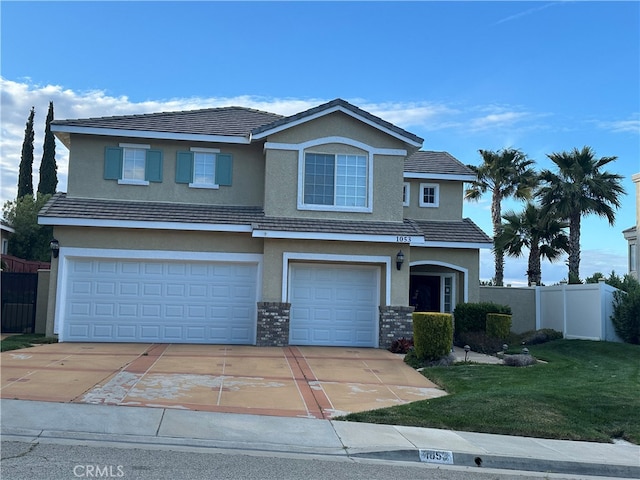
[189,147,220,189]
[299,150,373,213]
[118,143,151,186]
[402,182,410,207]
[419,182,440,208]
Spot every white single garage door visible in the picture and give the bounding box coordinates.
[289,264,379,347]
[61,258,258,344]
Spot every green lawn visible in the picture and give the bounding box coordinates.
[340,340,640,444]
[1,333,58,352]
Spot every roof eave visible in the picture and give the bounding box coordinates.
[51,125,251,144]
[251,104,423,148]
[404,173,477,181]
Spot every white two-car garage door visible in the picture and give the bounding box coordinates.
[289,264,379,347]
[61,257,258,344]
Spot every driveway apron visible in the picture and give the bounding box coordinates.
[1,343,446,419]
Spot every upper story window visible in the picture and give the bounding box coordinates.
[402,182,410,206]
[419,183,439,208]
[303,153,368,209]
[176,148,233,188]
[123,147,147,181]
[104,144,163,185]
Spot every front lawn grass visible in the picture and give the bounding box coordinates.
[0,333,58,352]
[340,340,640,444]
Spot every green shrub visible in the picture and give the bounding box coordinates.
[520,329,563,345]
[611,282,640,344]
[486,313,512,340]
[453,302,511,338]
[413,312,453,361]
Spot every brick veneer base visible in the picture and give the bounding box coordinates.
[256,302,291,347]
[379,306,415,349]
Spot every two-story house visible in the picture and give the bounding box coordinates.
[39,99,491,348]
[622,172,640,279]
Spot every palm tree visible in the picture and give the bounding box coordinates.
[465,148,538,286]
[495,203,570,286]
[538,146,625,283]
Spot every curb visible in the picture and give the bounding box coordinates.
[352,449,640,479]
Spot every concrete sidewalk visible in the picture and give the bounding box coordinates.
[2,399,638,478]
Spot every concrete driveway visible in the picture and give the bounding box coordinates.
[0,343,446,419]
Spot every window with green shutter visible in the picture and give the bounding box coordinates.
[104,144,163,184]
[175,150,233,188]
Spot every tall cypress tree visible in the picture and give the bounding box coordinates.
[17,106,35,198]
[38,101,57,195]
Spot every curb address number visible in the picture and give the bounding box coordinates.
[419,449,454,464]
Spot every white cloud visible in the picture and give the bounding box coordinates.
[595,117,640,135]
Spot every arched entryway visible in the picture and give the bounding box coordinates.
[409,261,468,313]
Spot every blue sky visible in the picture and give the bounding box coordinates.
[1,1,638,285]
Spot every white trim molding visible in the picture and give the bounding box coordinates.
[416,241,493,249]
[38,216,253,233]
[281,252,392,305]
[52,125,251,144]
[253,229,424,245]
[404,172,476,182]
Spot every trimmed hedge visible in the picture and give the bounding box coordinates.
[453,302,511,337]
[413,312,453,361]
[486,313,512,340]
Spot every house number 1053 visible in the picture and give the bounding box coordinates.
[396,236,411,243]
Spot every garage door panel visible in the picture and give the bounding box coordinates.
[63,258,258,344]
[289,264,379,347]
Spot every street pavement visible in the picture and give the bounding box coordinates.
[1,398,638,478]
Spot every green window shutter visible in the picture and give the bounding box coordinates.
[175,152,193,183]
[145,150,163,182]
[216,153,233,186]
[104,147,123,180]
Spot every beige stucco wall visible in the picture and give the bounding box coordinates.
[35,269,50,334]
[261,238,408,305]
[66,135,265,205]
[267,112,408,150]
[403,179,465,221]
[53,226,263,253]
[479,286,537,333]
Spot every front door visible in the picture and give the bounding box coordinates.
[409,275,440,312]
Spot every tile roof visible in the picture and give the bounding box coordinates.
[250,98,424,145]
[410,218,493,244]
[39,194,264,225]
[39,194,491,244]
[51,107,284,138]
[405,151,475,177]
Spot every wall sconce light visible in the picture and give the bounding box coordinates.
[396,250,404,270]
[50,239,60,258]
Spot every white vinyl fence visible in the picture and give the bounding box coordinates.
[538,281,622,342]
[479,280,623,342]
